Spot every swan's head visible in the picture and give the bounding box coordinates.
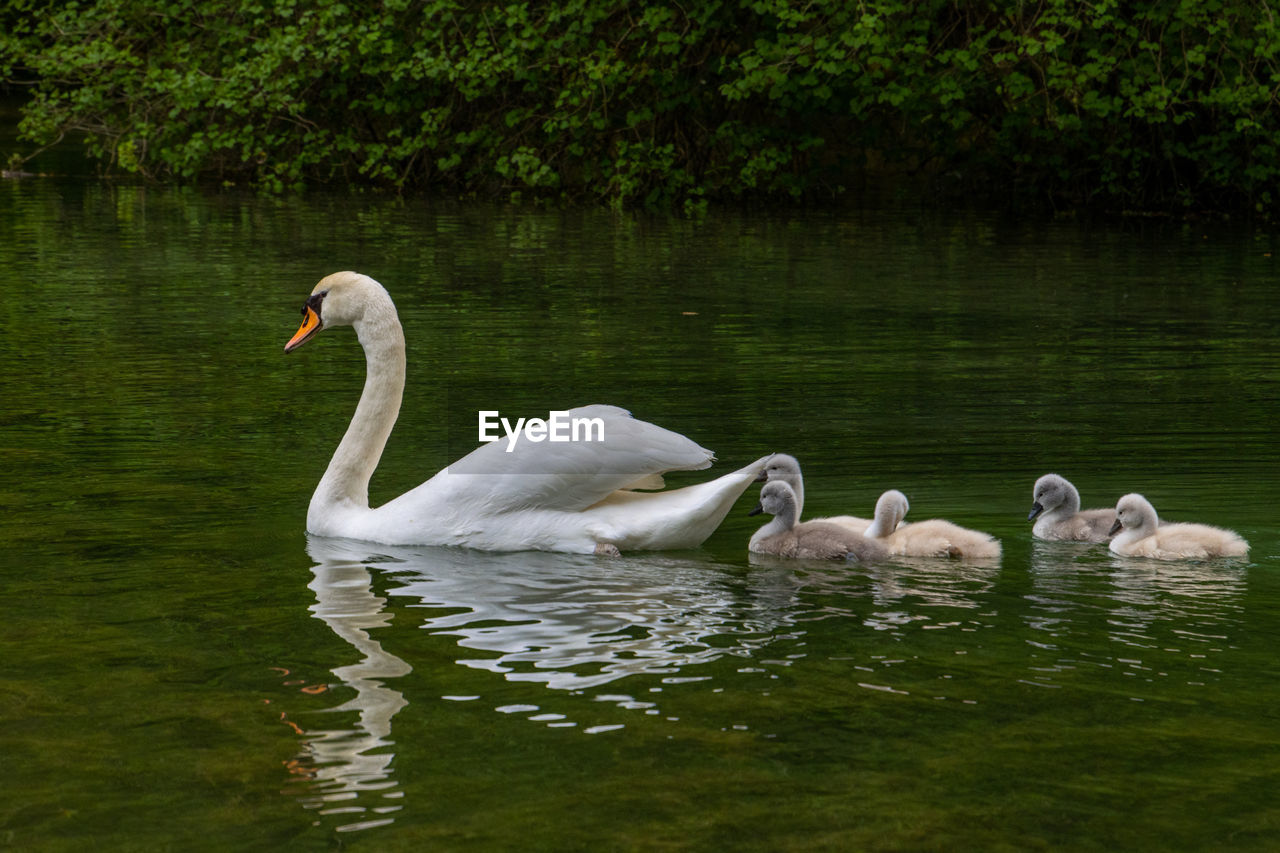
[285,271,392,352]
[1028,473,1078,521]
[756,453,802,487]
[749,480,799,519]
[1110,493,1157,536]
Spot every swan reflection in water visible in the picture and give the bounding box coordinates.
[289,537,801,830]
[380,545,799,692]
[286,537,413,833]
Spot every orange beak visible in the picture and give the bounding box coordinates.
[284,306,322,353]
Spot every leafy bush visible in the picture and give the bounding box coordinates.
[4,0,1280,214]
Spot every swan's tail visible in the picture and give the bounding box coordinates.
[586,455,771,550]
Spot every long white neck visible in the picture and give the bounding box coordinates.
[309,305,406,522]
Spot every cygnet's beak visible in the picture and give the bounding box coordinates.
[1027,501,1044,521]
[285,305,322,353]
[1108,518,1123,536]
[748,502,764,517]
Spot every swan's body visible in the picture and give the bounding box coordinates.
[757,453,874,532]
[749,481,888,561]
[1108,493,1248,561]
[286,272,768,553]
[1028,473,1116,542]
[863,489,1001,559]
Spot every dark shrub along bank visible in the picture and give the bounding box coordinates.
[4,0,1279,214]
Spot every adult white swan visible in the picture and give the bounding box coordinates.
[285,272,769,554]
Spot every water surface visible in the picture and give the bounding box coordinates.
[2,180,1278,850]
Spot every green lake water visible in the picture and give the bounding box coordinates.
[2,178,1279,850]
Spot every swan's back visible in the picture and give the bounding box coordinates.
[440,404,714,513]
[371,449,770,553]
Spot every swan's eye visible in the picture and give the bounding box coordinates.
[304,289,328,318]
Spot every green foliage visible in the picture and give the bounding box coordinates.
[5,0,1280,213]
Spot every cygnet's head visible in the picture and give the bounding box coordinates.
[285,271,391,352]
[1028,473,1079,521]
[1110,493,1157,536]
[876,489,909,523]
[756,453,803,487]
[749,480,799,519]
